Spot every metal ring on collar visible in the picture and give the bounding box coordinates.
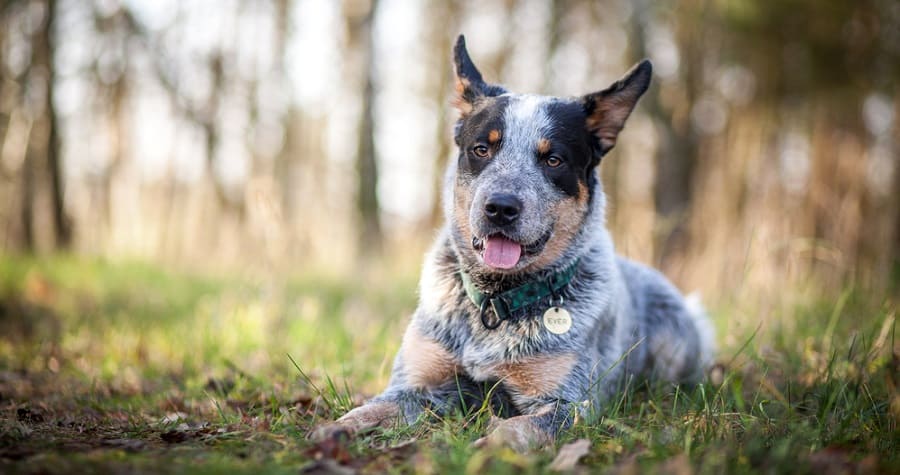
[480,297,502,330]
[547,281,564,307]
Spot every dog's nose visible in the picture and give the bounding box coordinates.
[484,193,522,226]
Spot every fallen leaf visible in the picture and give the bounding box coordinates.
[292,394,314,407]
[160,412,188,424]
[548,438,591,472]
[304,433,353,464]
[160,430,191,443]
[16,407,44,423]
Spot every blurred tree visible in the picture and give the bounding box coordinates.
[426,0,461,228]
[91,5,132,234]
[0,0,894,293]
[630,0,703,270]
[712,0,900,287]
[344,0,382,254]
[125,6,245,218]
[0,0,71,251]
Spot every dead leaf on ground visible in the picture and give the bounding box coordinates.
[16,407,44,423]
[159,422,214,443]
[240,413,271,431]
[160,430,192,443]
[292,394,314,407]
[548,438,591,472]
[304,433,353,464]
[159,411,188,425]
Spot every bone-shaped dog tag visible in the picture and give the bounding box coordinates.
[543,307,572,334]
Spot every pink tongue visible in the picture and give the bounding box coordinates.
[483,236,523,269]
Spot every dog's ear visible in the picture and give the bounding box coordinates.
[453,35,506,115]
[582,60,652,157]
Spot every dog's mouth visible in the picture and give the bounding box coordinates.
[471,230,552,270]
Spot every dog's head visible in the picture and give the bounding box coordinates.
[446,35,651,276]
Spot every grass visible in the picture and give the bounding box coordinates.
[0,254,896,474]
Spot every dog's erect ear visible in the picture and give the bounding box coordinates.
[582,60,652,157]
[453,35,506,115]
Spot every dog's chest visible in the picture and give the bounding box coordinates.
[458,318,547,381]
[457,324,580,400]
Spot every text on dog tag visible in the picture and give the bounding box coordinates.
[543,307,572,334]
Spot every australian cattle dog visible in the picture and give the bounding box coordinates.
[311,35,715,451]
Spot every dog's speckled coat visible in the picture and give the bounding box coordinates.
[310,36,715,451]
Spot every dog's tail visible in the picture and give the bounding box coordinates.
[685,292,717,378]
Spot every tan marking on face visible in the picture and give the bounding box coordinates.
[526,184,589,271]
[576,181,589,204]
[401,325,460,389]
[488,129,501,144]
[496,353,577,397]
[537,138,551,155]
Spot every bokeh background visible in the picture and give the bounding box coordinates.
[0,2,898,471]
[1,0,898,300]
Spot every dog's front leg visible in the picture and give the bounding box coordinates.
[308,399,401,441]
[307,388,436,441]
[309,322,461,441]
[473,399,578,452]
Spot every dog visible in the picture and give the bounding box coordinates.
[311,35,715,451]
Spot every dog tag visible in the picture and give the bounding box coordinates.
[542,307,572,334]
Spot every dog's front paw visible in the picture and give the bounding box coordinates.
[307,421,353,442]
[472,415,554,453]
[308,401,401,442]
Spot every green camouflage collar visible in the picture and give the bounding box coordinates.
[459,260,580,329]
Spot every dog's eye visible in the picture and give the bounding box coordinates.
[545,155,563,168]
[473,145,490,158]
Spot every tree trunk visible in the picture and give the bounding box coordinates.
[345,0,382,254]
[426,0,460,228]
[44,6,70,250]
[631,0,698,268]
[21,0,70,251]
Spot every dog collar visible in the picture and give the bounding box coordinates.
[459,260,580,330]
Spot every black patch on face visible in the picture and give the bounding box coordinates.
[541,101,597,198]
[454,96,511,177]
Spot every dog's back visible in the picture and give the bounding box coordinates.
[616,257,715,383]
